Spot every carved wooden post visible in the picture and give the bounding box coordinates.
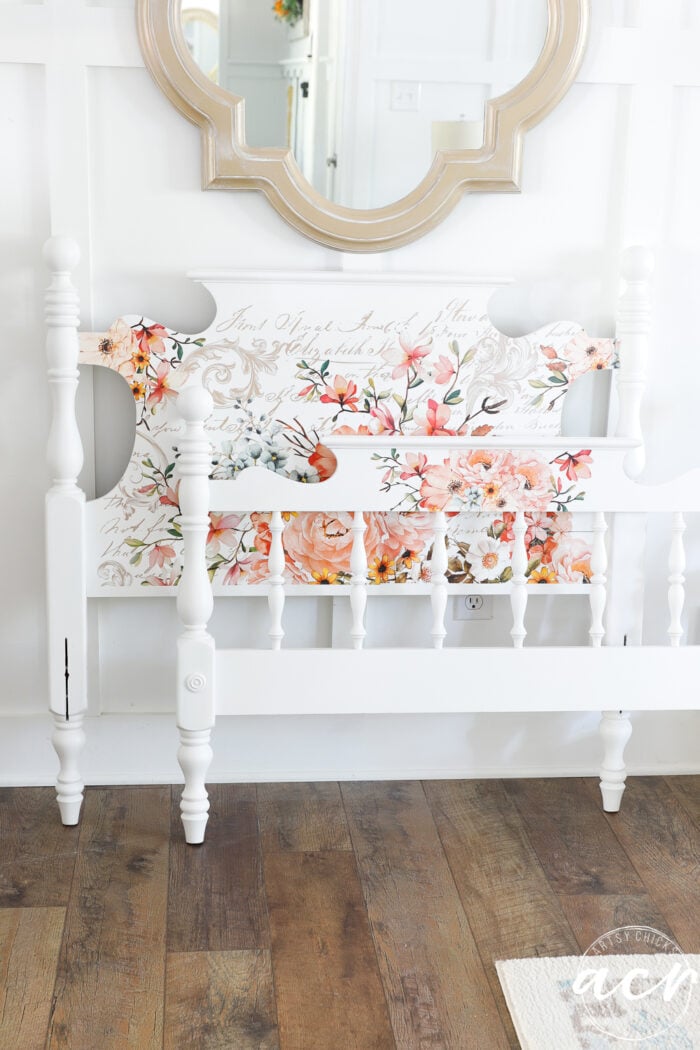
[604,249,640,812]
[510,510,528,648]
[615,245,654,478]
[667,512,686,647]
[599,710,633,812]
[605,246,653,647]
[350,511,367,650]
[268,510,286,650]
[589,511,608,647]
[430,511,448,649]
[44,237,87,826]
[176,384,215,845]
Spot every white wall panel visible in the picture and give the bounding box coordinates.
[2,710,698,787]
[87,66,328,328]
[0,63,50,716]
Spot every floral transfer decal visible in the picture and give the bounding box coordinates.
[81,299,612,591]
[287,332,616,440]
[124,498,593,589]
[373,447,593,513]
[96,319,203,429]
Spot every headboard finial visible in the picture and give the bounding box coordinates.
[43,236,80,274]
[620,245,654,283]
[616,245,653,478]
[178,385,214,424]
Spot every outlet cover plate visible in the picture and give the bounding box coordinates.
[454,595,494,621]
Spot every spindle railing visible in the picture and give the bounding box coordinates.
[253,507,688,654]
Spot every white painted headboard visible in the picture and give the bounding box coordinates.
[44,239,700,843]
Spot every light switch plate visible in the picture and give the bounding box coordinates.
[390,81,421,112]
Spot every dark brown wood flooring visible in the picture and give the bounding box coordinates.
[0,776,697,1049]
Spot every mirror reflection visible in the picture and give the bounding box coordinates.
[181,0,548,210]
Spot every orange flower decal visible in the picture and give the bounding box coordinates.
[368,554,395,584]
[528,565,557,584]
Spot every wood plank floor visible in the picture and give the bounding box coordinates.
[0,776,697,1049]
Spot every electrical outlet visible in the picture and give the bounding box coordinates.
[454,595,493,621]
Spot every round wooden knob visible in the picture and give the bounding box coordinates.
[185,673,207,693]
[621,245,654,282]
[178,385,214,423]
[43,236,80,273]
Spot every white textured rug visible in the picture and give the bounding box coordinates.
[497,954,700,1049]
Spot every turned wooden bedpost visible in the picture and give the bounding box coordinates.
[615,245,654,478]
[599,711,633,813]
[44,237,87,827]
[176,384,215,845]
[599,246,653,810]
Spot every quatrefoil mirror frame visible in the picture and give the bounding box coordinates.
[137,0,590,252]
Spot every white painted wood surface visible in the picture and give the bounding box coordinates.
[51,712,85,826]
[267,510,286,650]
[212,649,700,716]
[44,237,87,825]
[175,385,216,843]
[614,245,653,478]
[349,511,368,650]
[667,512,686,647]
[589,511,608,647]
[430,511,448,650]
[510,510,528,648]
[599,710,633,812]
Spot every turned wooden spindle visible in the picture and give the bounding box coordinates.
[510,510,528,649]
[615,246,654,478]
[268,510,286,650]
[176,384,215,844]
[589,511,608,648]
[667,511,686,647]
[430,511,448,649]
[350,511,368,650]
[44,236,88,826]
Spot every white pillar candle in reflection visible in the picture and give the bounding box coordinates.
[431,119,484,152]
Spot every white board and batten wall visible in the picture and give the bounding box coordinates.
[1,0,699,784]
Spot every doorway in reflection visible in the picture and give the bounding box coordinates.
[181,0,547,210]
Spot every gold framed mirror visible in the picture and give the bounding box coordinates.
[138,0,589,251]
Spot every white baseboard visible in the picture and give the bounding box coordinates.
[1,711,698,786]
